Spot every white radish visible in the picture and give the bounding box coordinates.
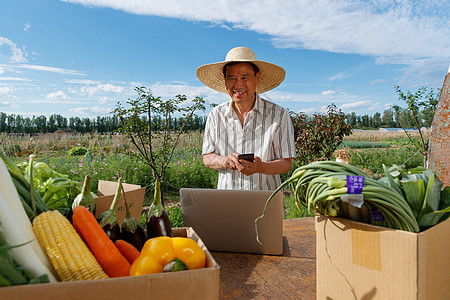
[0,158,58,282]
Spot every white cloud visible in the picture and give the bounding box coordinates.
[321,90,335,96]
[0,63,84,75]
[0,86,12,96]
[0,77,32,81]
[18,64,85,75]
[1,101,20,108]
[64,1,449,56]
[24,23,31,31]
[66,79,101,85]
[298,107,317,114]
[70,105,112,115]
[0,37,27,63]
[340,100,372,110]
[46,90,69,100]
[338,100,381,113]
[80,83,125,95]
[64,0,450,85]
[98,96,109,104]
[370,79,386,85]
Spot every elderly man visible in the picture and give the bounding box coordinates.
[196,47,295,190]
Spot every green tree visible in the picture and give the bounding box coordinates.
[113,87,206,205]
[15,114,24,133]
[48,114,57,132]
[0,112,6,132]
[372,112,381,128]
[34,115,47,133]
[393,85,440,165]
[82,118,91,133]
[381,109,395,127]
[23,117,32,133]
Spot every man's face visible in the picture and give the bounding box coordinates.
[224,63,259,104]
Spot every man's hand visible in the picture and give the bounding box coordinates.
[203,153,292,176]
[237,156,260,175]
[203,152,240,170]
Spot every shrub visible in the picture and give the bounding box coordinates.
[68,146,88,156]
[291,103,352,166]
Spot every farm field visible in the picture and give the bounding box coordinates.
[1,129,427,222]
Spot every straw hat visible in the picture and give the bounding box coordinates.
[196,47,286,94]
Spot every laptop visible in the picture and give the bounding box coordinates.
[180,188,284,255]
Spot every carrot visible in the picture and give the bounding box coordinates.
[115,240,141,264]
[72,206,131,277]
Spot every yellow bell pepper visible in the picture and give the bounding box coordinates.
[130,236,206,276]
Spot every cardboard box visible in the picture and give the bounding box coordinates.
[94,180,146,224]
[0,227,220,300]
[316,216,450,300]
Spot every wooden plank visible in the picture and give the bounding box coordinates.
[214,217,316,299]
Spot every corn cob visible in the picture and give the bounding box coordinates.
[32,210,109,281]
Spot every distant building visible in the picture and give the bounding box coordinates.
[378,128,422,132]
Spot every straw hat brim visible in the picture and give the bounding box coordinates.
[196,59,286,94]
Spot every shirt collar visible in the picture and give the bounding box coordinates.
[225,93,262,117]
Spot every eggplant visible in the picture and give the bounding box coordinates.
[72,175,96,215]
[146,178,173,239]
[96,177,122,242]
[120,182,147,251]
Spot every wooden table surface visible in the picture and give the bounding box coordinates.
[212,217,316,299]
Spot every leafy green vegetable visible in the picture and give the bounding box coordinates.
[382,165,449,229]
[400,179,425,218]
[417,172,443,228]
[17,158,83,214]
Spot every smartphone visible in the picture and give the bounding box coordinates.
[238,153,254,162]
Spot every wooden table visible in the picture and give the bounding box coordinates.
[212,217,316,299]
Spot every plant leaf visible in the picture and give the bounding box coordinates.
[400,179,425,219]
[417,172,443,227]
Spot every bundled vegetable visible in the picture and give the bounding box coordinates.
[382,165,450,230]
[146,178,173,239]
[256,161,421,243]
[0,156,57,283]
[119,182,146,251]
[0,152,48,220]
[1,152,82,218]
[96,177,122,242]
[32,210,109,281]
[18,157,82,213]
[73,206,131,278]
[0,223,50,286]
[115,240,140,264]
[72,174,96,214]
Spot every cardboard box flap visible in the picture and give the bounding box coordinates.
[97,180,142,196]
[94,180,145,225]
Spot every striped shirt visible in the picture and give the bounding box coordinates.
[202,94,296,190]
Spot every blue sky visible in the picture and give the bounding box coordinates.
[1,0,449,119]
